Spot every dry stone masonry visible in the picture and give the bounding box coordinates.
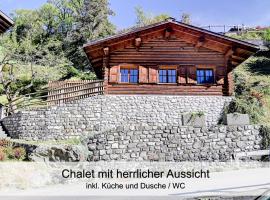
[85,124,262,162]
[1,95,233,140]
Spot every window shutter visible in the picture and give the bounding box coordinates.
[216,66,225,84]
[149,67,158,83]
[139,65,148,83]
[187,66,197,84]
[178,66,187,84]
[109,65,120,83]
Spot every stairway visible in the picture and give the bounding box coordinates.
[0,123,9,139]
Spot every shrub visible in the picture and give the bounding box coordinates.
[0,139,12,147]
[12,147,26,160]
[0,139,27,161]
[4,146,14,159]
[225,97,264,124]
[260,126,270,149]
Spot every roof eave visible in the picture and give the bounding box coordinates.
[83,20,259,51]
[0,10,14,26]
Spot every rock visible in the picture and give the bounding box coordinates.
[182,113,206,127]
[111,143,118,149]
[29,145,88,162]
[225,113,250,126]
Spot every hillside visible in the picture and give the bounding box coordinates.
[222,30,270,125]
[230,50,270,125]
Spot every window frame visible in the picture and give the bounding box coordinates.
[196,68,215,85]
[158,65,177,84]
[119,64,139,84]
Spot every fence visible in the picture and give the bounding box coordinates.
[2,80,104,116]
[47,80,104,105]
[200,24,266,34]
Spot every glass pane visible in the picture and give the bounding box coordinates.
[197,70,204,77]
[205,76,210,83]
[120,69,129,83]
[159,70,166,76]
[168,69,176,76]
[205,70,213,76]
[130,76,138,83]
[168,76,176,83]
[197,77,203,84]
[197,69,214,84]
[159,70,167,83]
[130,69,138,75]
[130,69,138,83]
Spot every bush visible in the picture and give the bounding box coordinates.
[0,139,12,147]
[12,147,26,160]
[225,97,264,124]
[4,146,14,160]
[260,126,270,149]
[0,140,27,161]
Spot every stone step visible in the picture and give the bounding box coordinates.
[0,123,8,139]
[0,134,8,139]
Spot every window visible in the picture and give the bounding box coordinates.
[159,69,176,83]
[120,68,138,83]
[196,69,214,84]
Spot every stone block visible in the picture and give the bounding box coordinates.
[182,113,206,127]
[225,113,250,126]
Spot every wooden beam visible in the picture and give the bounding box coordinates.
[164,27,172,39]
[135,37,142,49]
[225,48,234,58]
[194,36,205,50]
[103,47,109,56]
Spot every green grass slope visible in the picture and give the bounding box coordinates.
[230,50,270,125]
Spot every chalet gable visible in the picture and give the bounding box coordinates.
[84,19,259,69]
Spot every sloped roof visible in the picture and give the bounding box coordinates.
[85,19,258,49]
[0,10,14,33]
[83,18,259,68]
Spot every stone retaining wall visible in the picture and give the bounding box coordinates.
[85,124,262,162]
[2,95,233,140]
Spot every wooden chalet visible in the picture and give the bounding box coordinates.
[83,18,259,96]
[0,10,13,34]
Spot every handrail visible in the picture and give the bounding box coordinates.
[2,80,104,115]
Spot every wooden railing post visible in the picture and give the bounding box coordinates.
[103,47,109,95]
[46,80,104,105]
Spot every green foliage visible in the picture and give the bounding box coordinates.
[12,147,26,160]
[0,0,115,107]
[0,139,27,161]
[226,98,264,124]
[227,31,264,40]
[263,28,270,42]
[181,13,191,24]
[260,126,270,149]
[135,6,170,27]
[2,0,115,72]
[62,66,97,80]
[225,50,270,125]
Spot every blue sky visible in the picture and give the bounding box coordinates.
[1,0,270,30]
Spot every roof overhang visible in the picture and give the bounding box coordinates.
[0,10,14,34]
[83,19,260,68]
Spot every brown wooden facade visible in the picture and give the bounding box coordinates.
[83,18,259,96]
[0,10,13,34]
